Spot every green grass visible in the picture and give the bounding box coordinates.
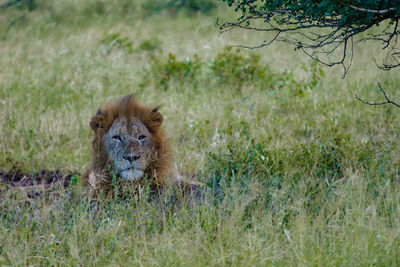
[1,1,400,265]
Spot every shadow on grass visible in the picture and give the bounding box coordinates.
[0,169,77,189]
[0,169,206,208]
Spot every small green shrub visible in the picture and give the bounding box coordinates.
[100,32,133,54]
[209,46,275,88]
[136,38,163,53]
[150,53,202,88]
[167,0,216,13]
[142,0,216,16]
[203,121,282,195]
[202,124,362,220]
[144,47,325,92]
[303,59,325,89]
[82,0,138,17]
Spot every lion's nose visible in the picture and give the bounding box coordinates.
[123,154,141,163]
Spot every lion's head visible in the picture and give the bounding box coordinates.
[83,95,170,190]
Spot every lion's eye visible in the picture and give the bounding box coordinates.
[112,135,122,141]
[138,135,146,141]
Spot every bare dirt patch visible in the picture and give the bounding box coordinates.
[0,170,77,190]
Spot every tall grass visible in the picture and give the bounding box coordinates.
[0,0,400,265]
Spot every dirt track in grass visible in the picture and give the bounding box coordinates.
[0,170,76,188]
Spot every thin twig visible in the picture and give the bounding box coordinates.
[337,0,397,14]
[348,4,396,14]
[235,31,281,49]
[356,82,400,108]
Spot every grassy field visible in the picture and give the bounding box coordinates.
[1,1,400,265]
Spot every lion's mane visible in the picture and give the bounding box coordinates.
[82,95,171,191]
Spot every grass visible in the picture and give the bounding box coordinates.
[1,0,400,265]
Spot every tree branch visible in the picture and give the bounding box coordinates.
[347,4,396,14]
[356,82,400,108]
[219,1,400,75]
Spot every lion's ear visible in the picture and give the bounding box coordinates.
[149,107,163,127]
[90,109,105,131]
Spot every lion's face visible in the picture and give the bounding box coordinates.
[85,95,171,188]
[105,117,154,181]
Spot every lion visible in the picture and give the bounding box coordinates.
[82,94,171,194]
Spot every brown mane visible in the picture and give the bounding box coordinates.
[82,95,171,191]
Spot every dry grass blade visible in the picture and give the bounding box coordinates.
[88,171,97,190]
